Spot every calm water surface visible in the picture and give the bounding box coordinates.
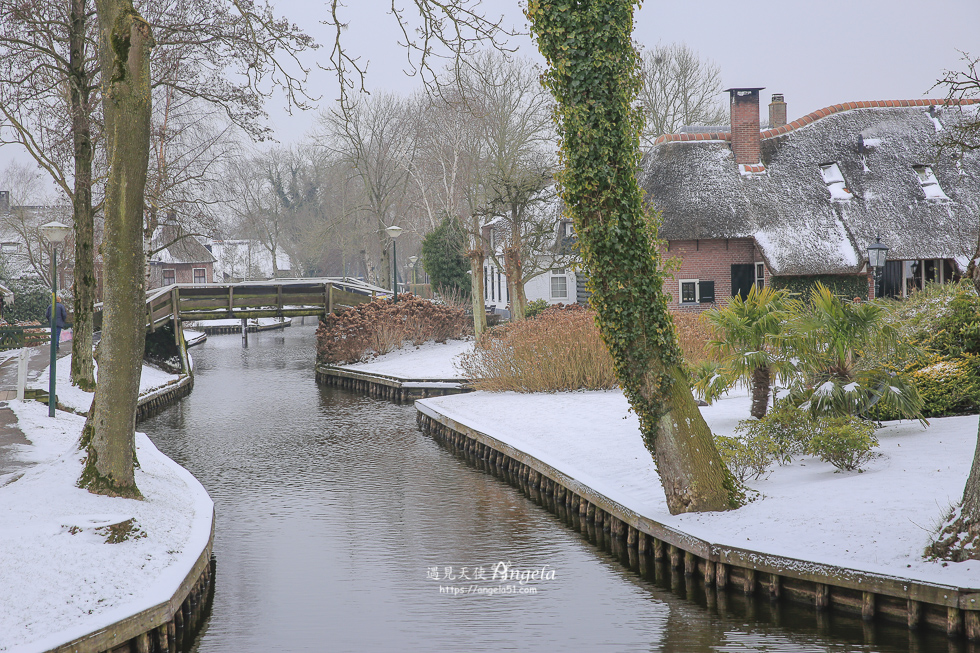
[141,325,957,652]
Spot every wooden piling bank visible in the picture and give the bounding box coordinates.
[47,516,216,653]
[315,365,470,403]
[416,407,980,643]
[135,375,194,423]
[196,320,289,335]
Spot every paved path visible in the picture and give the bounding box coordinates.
[0,340,73,478]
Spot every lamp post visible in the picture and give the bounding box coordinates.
[385,225,403,302]
[41,220,71,418]
[408,255,418,289]
[867,237,889,299]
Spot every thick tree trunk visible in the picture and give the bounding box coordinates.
[527,0,738,514]
[79,0,153,498]
[960,263,980,525]
[750,366,771,419]
[68,0,96,391]
[503,245,526,320]
[468,251,487,338]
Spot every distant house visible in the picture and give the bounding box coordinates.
[148,223,216,289]
[208,239,291,282]
[640,90,980,310]
[481,202,580,314]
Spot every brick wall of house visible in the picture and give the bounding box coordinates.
[660,238,760,312]
[149,262,214,289]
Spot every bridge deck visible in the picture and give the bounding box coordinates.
[95,278,389,332]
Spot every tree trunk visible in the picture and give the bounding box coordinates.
[503,245,526,321]
[527,0,739,514]
[68,0,96,391]
[750,366,771,419]
[79,0,153,498]
[960,263,980,525]
[468,250,487,338]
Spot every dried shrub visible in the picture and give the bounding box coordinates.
[316,294,470,365]
[458,304,618,392]
[670,310,717,364]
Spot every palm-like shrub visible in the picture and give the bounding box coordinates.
[698,285,793,418]
[787,284,924,421]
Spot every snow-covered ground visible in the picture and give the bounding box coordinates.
[335,339,473,380]
[28,353,183,414]
[418,389,980,588]
[0,401,213,652]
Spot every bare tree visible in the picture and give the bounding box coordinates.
[637,42,727,146]
[0,162,72,284]
[317,93,418,289]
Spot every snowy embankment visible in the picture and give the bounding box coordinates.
[418,389,980,587]
[29,353,183,414]
[334,338,473,380]
[341,341,980,588]
[0,402,213,652]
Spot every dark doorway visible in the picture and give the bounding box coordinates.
[879,260,903,299]
[731,264,755,300]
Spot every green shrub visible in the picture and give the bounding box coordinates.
[420,214,470,299]
[714,434,777,483]
[911,355,980,417]
[807,416,879,472]
[2,278,53,324]
[735,399,816,464]
[524,299,549,319]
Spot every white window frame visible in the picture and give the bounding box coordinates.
[551,271,568,299]
[679,279,699,304]
[755,262,765,289]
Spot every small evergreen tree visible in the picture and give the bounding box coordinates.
[420,214,470,298]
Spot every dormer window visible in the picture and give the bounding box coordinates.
[912,165,949,201]
[819,162,852,200]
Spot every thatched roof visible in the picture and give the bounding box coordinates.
[640,100,980,275]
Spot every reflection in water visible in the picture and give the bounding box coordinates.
[142,325,958,652]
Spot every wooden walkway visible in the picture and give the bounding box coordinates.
[93,277,387,333]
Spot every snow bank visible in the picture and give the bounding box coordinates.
[0,402,213,652]
[417,389,980,587]
[336,339,473,380]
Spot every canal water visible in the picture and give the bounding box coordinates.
[142,325,958,652]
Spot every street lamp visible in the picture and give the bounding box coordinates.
[385,225,403,302]
[408,255,418,289]
[41,220,71,418]
[867,236,889,299]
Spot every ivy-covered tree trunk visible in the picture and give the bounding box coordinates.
[527,0,739,514]
[69,0,96,392]
[79,0,153,498]
[750,366,771,419]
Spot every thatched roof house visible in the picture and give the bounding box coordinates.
[640,89,980,308]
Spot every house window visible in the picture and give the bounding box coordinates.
[819,162,852,200]
[564,222,574,237]
[680,279,699,304]
[1,242,19,253]
[755,262,765,289]
[912,165,949,200]
[163,269,176,286]
[193,268,206,284]
[551,269,567,299]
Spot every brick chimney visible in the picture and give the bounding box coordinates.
[725,87,764,165]
[0,190,8,213]
[769,93,787,128]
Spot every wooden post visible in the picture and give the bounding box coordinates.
[627,526,638,549]
[949,606,963,638]
[862,592,875,622]
[704,560,716,586]
[769,574,781,600]
[965,609,980,641]
[135,632,150,653]
[241,317,248,347]
[743,568,756,595]
[669,545,681,569]
[907,599,921,630]
[816,583,830,610]
[716,562,728,590]
[684,551,696,576]
[653,538,665,561]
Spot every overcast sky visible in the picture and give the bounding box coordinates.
[261,0,980,144]
[2,0,979,184]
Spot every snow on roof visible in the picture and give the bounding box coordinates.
[641,102,980,275]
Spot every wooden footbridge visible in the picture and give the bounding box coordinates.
[137,277,387,332]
